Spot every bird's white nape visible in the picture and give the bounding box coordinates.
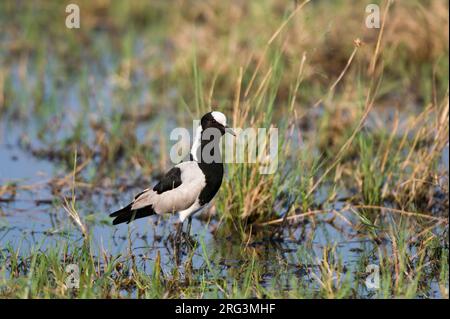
[190,124,202,161]
[211,111,227,127]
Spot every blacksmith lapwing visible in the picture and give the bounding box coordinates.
[110,111,235,226]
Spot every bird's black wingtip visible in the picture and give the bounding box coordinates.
[111,218,122,225]
[109,203,133,225]
[109,203,132,217]
[109,204,155,225]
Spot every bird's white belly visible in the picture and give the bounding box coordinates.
[178,200,205,222]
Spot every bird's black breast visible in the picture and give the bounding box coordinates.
[152,167,182,194]
[197,162,224,206]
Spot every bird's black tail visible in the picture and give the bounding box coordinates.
[110,203,155,225]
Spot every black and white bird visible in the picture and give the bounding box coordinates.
[110,111,235,226]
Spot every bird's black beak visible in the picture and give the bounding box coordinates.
[225,126,236,136]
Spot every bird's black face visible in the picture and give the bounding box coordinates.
[201,112,226,135]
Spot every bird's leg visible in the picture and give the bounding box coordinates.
[186,216,193,235]
[182,216,197,249]
[175,222,183,244]
[172,222,183,265]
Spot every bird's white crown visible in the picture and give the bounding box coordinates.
[211,111,227,127]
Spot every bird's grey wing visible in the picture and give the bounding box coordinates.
[131,161,206,215]
[152,167,183,194]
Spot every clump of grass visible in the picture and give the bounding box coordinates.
[358,133,384,206]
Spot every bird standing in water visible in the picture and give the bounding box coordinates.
[110,111,235,233]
